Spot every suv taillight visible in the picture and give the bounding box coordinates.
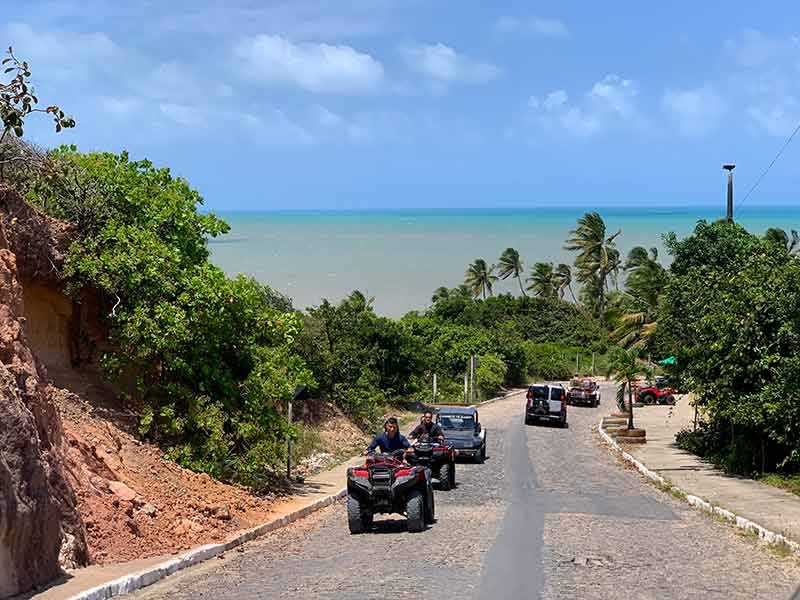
[526,390,532,399]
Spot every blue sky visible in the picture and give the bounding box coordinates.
[6,1,800,210]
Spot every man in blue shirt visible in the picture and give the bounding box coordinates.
[365,417,412,454]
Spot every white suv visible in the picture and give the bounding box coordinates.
[524,384,568,428]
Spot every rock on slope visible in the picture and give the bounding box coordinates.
[0,219,88,597]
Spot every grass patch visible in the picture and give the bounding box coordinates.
[758,473,800,497]
[766,540,795,559]
[651,478,687,500]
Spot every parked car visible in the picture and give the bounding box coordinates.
[435,406,486,463]
[525,384,568,427]
[566,378,601,407]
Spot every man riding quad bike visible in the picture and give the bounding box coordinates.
[348,417,434,534]
[406,412,457,490]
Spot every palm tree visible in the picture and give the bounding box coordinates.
[526,262,557,298]
[497,247,527,296]
[431,286,450,304]
[464,259,497,299]
[608,347,646,430]
[553,263,576,301]
[611,246,669,349]
[565,212,621,323]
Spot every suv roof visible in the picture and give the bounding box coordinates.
[528,383,564,389]
[436,406,476,415]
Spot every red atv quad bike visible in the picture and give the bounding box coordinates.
[637,385,676,405]
[406,436,457,491]
[346,450,435,534]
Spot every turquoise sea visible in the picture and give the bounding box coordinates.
[209,206,800,317]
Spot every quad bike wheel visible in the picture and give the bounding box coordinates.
[641,393,656,405]
[662,394,676,405]
[425,488,435,524]
[347,494,370,534]
[406,490,426,532]
[438,463,453,491]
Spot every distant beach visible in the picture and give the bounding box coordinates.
[209,206,800,317]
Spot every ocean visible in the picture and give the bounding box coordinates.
[209,206,800,317]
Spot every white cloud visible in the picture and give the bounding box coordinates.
[528,75,645,138]
[726,29,800,68]
[495,16,569,38]
[1,22,121,82]
[542,90,568,111]
[662,86,726,136]
[398,42,500,86]
[747,101,800,137]
[233,34,384,94]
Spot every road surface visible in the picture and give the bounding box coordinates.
[132,384,800,599]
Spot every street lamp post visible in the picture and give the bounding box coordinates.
[723,164,735,222]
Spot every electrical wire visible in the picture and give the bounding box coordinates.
[738,120,800,209]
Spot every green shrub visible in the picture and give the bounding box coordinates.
[476,354,507,398]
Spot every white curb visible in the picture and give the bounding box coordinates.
[597,417,800,555]
[70,488,347,600]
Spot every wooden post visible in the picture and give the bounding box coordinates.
[286,400,293,479]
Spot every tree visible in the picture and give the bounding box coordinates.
[608,347,646,430]
[565,212,621,323]
[431,286,451,303]
[553,263,576,301]
[612,247,669,349]
[526,262,557,298]
[497,247,527,296]
[464,258,497,299]
[0,47,75,179]
[659,220,800,474]
[764,227,800,254]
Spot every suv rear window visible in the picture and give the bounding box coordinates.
[550,388,563,400]
[530,386,548,399]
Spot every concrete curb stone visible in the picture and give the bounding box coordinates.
[597,416,800,556]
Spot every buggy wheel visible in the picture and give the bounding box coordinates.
[438,463,453,491]
[476,444,485,464]
[347,494,369,534]
[406,490,425,532]
[524,415,532,426]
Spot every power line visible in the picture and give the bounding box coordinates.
[738,120,800,209]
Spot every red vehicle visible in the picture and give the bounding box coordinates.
[566,378,601,407]
[637,384,676,405]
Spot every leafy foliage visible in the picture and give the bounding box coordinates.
[659,220,800,474]
[27,149,313,489]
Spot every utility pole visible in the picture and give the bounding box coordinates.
[433,373,437,403]
[723,164,735,222]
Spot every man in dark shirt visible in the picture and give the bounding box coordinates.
[409,411,444,442]
[365,417,412,454]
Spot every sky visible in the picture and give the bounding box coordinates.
[5,1,800,211]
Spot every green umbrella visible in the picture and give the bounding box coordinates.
[657,356,677,365]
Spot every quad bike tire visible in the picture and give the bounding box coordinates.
[524,415,532,426]
[425,488,435,524]
[661,394,676,405]
[641,393,656,405]
[439,463,453,491]
[347,494,370,534]
[406,490,426,532]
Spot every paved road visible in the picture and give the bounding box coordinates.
[132,385,800,599]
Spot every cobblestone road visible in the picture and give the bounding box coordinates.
[132,387,800,599]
